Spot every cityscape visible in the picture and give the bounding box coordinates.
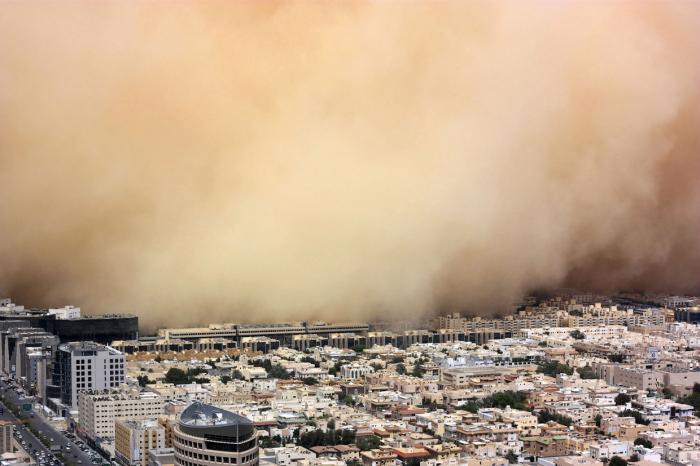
[1,293,700,466]
[1,2,700,466]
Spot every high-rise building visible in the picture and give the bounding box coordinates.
[53,341,125,408]
[0,326,58,377]
[173,402,258,466]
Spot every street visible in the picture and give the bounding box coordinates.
[0,379,109,465]
[0,398,57,465]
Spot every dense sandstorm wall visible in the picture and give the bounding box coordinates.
[0,1,699,329]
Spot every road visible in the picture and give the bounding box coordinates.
[0,397,58,465]
[0,379,107,465]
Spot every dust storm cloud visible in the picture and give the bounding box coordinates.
[0,1,699,329]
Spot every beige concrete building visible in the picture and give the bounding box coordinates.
[78,389,165,440]
[614,367,664,391]
[116,419,167,466]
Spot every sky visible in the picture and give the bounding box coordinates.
[1,1,699,329]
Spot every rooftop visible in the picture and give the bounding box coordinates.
[180,402,253,428]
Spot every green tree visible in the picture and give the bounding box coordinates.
[220,375,232,384]
[137,375,149,387]
[328,360,345,376]
[537,411,573,427]
[485,391,529,410]
[411,364,425,378]
[356,435,381,451]
[608,456,627,466]
[634,438,653,449]
[340,429,355,445]
[405,458,422,466]
[570,330,585,340]
[608,354,626,363]
[301,356,320,367]
[594,414,602,427]
[260,436,280,448]
[232,370,245,380]
[505,450,518,464]
[165,368,189,385]
[302,377,319,385]
[619,409,650,425]
[370,363,383,372]
[677,384,700,415]
[457,401,483,413]
[615,393,631,405]
[577,365,597,379]
[396,363,406,375]
[537,360,574,377]
[353,344,366,353]
[268,364,291,379]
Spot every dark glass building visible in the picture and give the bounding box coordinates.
[0,311,138,343]
[173,402,258,466]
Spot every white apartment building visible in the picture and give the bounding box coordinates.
[115,419,167,466]
[55,341,126,408]
[341,363,375,380]
[295,366,330,381]
[519,326,627,340]
[589,441,629,460]
[78,389,165,440]
[48,305,81,319]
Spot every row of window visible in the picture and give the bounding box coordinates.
[175,445,258,464]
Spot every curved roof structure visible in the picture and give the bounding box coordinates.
[179,402,255,441]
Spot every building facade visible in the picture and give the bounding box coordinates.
[115,419,167,466]
[54,341,125,408]
[79,390,165,440]
[173,402,258,466]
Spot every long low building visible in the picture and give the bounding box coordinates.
[158,322,370,344]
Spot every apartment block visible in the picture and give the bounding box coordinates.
[78,389,165,440]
